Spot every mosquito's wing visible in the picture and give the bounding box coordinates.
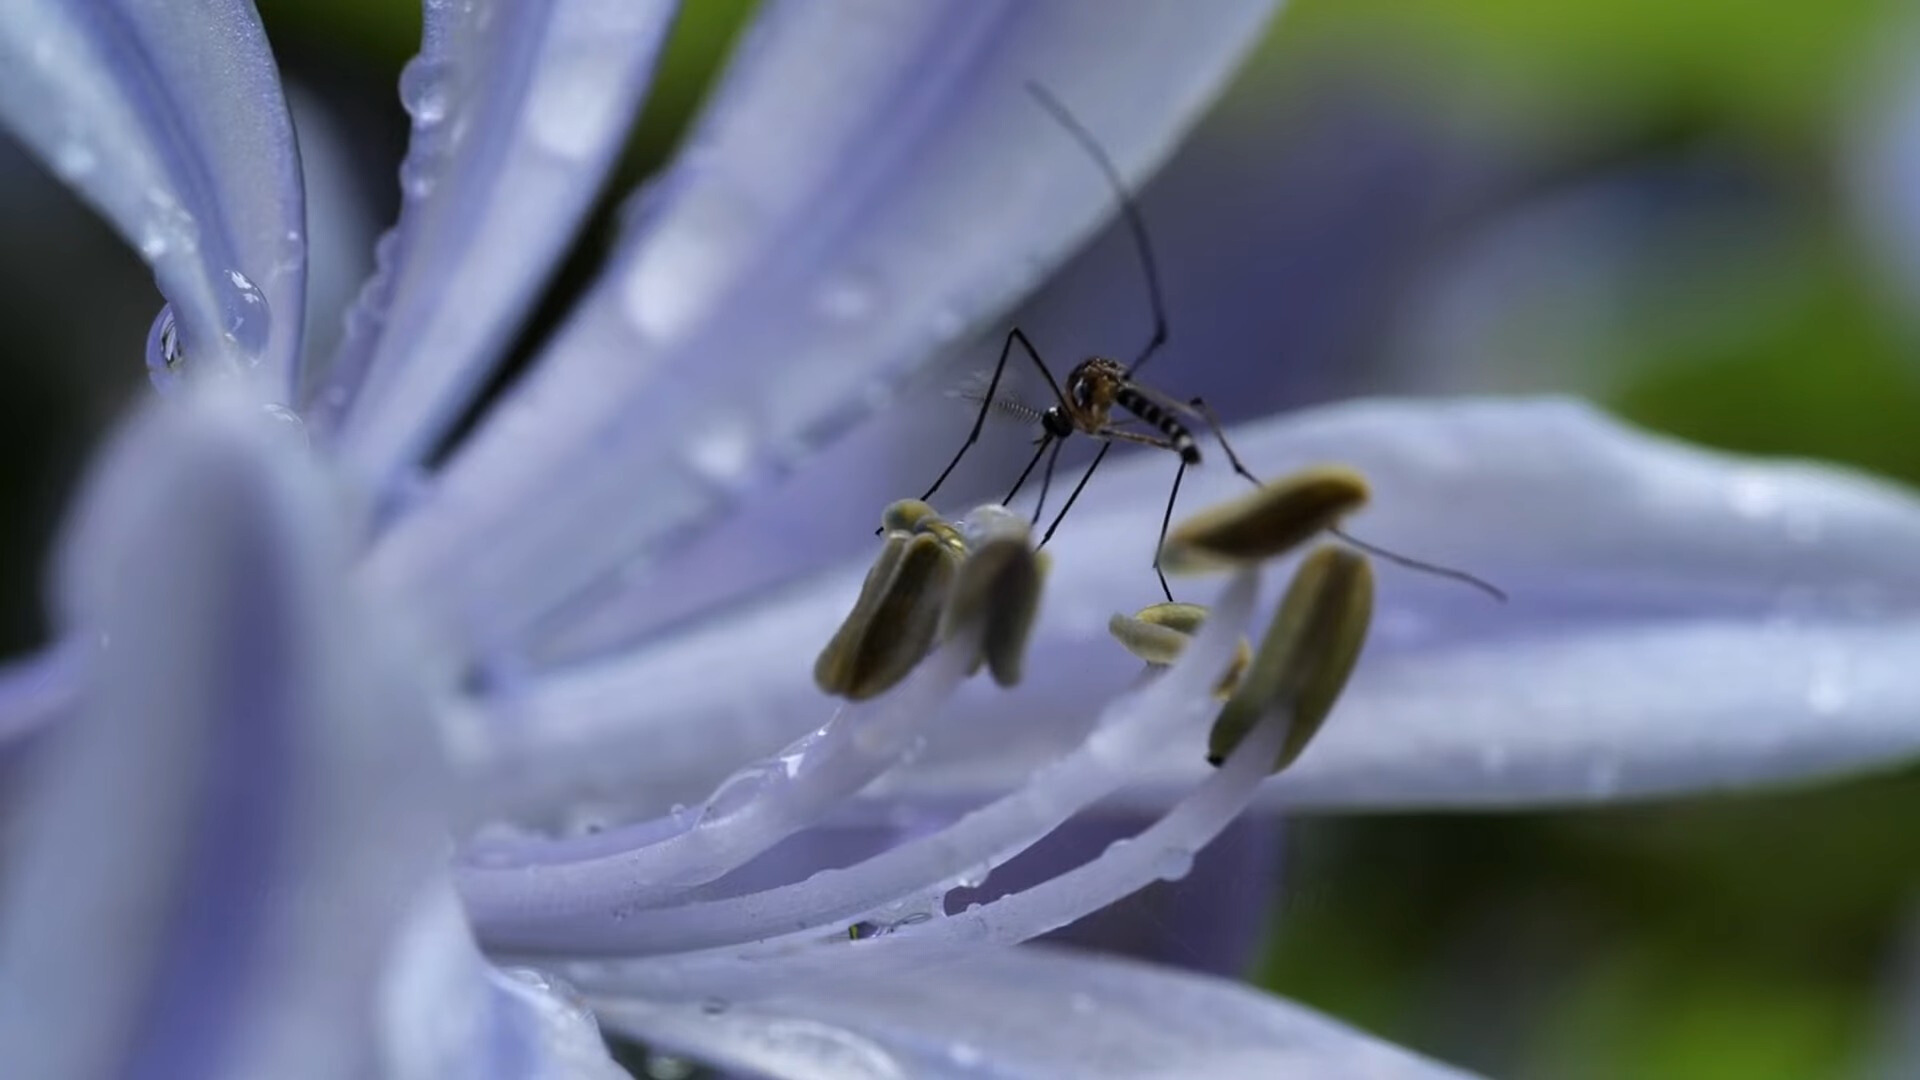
[950,370,1048,429]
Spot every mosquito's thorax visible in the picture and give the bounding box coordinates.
[1064,357,1128,431]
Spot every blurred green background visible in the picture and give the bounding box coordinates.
[5,1,1919,1077]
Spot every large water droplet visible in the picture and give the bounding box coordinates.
[144,305,184,394]
[219,268,271,361]
[702,761,780,822]
[398,55,453,125]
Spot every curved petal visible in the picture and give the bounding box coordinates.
[476,397,1920,816]
[593,944,1480,1079]
[0,0,305,395]
[312,0,675,461]
[365,0,1283,655]
[0,388,446,1076]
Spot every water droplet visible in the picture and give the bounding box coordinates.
[953,864,990,890]
[1069,992,1096,1015]
[668,802,695,828]
[1807,653,1849,716]
[685,416,756,487]
[399,152,444,200]
[144,306,184,393]
[947,1042,984,1067]
[52,138,95,180]
[219,268,271,360]
[138,189,198,259]
[702,761,780,822]
[1153,847,1195,883]
[928,306,967,344]
[816,274,877,323]
[1728,474,1781,520]
[398,56,452,125]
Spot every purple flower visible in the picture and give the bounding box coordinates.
[5,2,1920,1076]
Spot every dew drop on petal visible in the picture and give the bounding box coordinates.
[398,55,452,125]
[701,761,780,822]
[684,415,756,488]
[1727,473,1781,521]
[399,152,445,200]
[51,137,96,181]
[816,273,878,324]
[928,305,967,345]
[220,269,271,361]
[144,305,184,394]
[1153,847,1195,883]
[1807,652,1850,716]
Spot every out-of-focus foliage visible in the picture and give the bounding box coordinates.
[1238,3,1920,1079]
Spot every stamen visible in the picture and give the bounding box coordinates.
[1207,546,1373,773]
[473,573,1257,959]
[1158,465,1369,574]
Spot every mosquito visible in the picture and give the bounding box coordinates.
[909,81,1503,605]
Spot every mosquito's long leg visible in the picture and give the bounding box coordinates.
[1031,436,1066,525]
[1002,433,1054,516]
[1039,442,1114,549]
[900,328,1050,527]
[1184,396,1261,488]
[1150,459,1187,603]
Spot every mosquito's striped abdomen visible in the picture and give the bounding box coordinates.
[1116,386,1201,465]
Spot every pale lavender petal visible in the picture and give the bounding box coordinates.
[365,0,1283,655]
[0,640,77,749]
[0,1,305,395]
[0,387,445,1076]
[476,398,1920,817]
[379,880,629,1078]
[592,944,1480,1079]
[311,0,675,461]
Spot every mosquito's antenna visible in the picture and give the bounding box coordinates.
[1024,80,1170,377]
[1327,525,1508,603]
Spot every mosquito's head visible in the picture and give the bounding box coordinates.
[1040,405,1073,440]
